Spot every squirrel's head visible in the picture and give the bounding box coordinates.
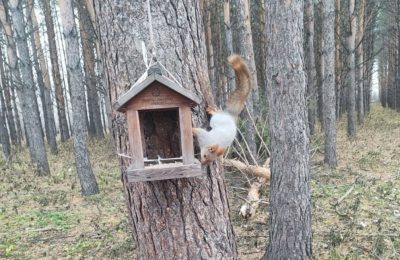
[200,144,225,164]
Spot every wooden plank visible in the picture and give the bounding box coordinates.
[126,163,203,182]
[126,109,144,169]
[179,106,194,164]
[126,83,194,110]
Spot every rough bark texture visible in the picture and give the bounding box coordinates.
[322,0,337,167]
[6,0,50,175]
[263,1,312,258]
[94,0,236,258]
[59,0,99,196]
[346,0,357,139]
[78,2,104,138]
[43,0,70,142]
[305,0,316,136]
[28,0,58,154]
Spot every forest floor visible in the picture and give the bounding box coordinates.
[1,104,399,259]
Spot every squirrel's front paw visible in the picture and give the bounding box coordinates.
[206,106,218,115]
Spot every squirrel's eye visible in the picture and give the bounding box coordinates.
[203,154,206,158]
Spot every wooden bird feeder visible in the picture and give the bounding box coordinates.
[114,63,203,182]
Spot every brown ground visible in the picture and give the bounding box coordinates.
[1,104,399,259]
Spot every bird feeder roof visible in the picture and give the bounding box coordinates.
[114,63,201,112]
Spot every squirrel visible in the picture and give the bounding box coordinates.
[193,54,252,164]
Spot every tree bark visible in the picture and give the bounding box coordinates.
[5,0,50,175]
[0,31,18,146]
[59,0,99,195]
[305,0,316,136]
[94,0,236,258]
[78,1,104,138]
[234,0,258,162]
[224,0,235,94]
[28,0,58,154]
[322,0,337,167]
[263,1,312,258]
[314,1,324,129]
[356,0,365,123]
[0,84,10,160]
[346,0,357,139]
[43,0,70,142]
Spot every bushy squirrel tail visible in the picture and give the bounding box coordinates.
[226,54,252,116]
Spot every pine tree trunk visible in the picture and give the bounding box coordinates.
[263,1,312,258]
[356,0,365,123]
[335,0,342,119]
[323,0,337,167]
[346,0,357,139]
[43,0,70,142]
[28,0,58,154]
[305,0,316,136]
[78,2,104,138]
[0,85,10,159]
[31,4,57,154]
[234,0,258,162]
[315,1,325,129]
[0,34,18,146]
[224,0,235,93]
[94,0,236,258]
[59,0,99,195]
[6,0,50,175]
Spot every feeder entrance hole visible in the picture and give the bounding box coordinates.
[139,108,182,166]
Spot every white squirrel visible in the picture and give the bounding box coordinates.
[193,54,252,164]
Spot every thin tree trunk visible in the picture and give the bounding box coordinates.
[323,0,337,167]
[0,85,10,160]
[78,2,103,138]
[356,0,365,123]
[31,4,57,154]
[43,0,70,142]
[263,1,312,258]
[59,0,99,195]
[305,0,316,135]
[94,0,236,258]
[235,0,258,162]
[0,33,18,145]
[224,0,235,93]
[10,87,22,144]
[315,1,324,129]
[6,0,50,175]
[346,0,357,139]
[28,0,58,154]
[335,0,342,118]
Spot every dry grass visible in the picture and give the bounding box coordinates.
[1,104,399,259]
